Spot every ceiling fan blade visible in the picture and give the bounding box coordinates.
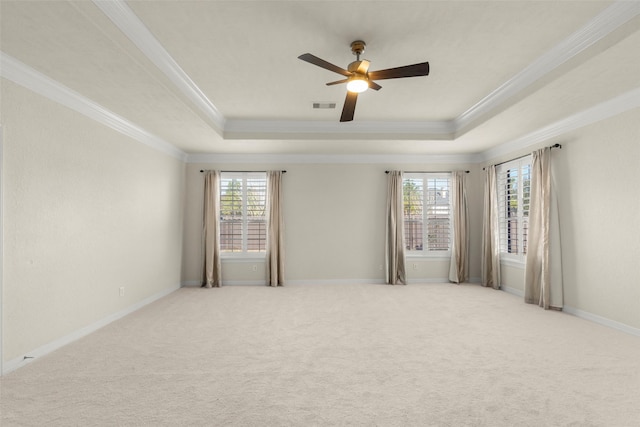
[368,61,429,80]
[298,53,351,77]
[355,59,370,74]
[368,80,382,91]
[326,78,349,86]
[340,91,358,122]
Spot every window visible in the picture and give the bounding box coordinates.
[403,173,452,254]
[220,172,267,255]
[497,157,531,257]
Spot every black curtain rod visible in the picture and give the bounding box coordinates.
[200,170,286,173]
[482,143,562,170]
[385,170,469,174]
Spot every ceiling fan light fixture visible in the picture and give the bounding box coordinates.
[298,42,430,121]
[346,76,368,93]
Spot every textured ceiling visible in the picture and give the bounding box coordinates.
[1,0,639,156]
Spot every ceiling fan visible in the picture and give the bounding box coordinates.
[298,40,429,122]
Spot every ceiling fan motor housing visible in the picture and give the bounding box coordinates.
[297,40,430,122]
[348,61,366,73]
[350,40,366,56]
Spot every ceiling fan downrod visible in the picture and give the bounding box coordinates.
[297,39,429,122]
[350,40,366,61]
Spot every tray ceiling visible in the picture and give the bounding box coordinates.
[1,0,639,156]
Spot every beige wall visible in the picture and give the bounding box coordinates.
[2,75,637,371]
[491,108,640,330]
[553,109,639,329]
[1,80,185,363]
[184,109,640,332]
[183,162,483,285]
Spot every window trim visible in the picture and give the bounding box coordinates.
[402,172,452,258]
[219,171,267,259]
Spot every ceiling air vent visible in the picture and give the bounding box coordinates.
[313,102,336,109]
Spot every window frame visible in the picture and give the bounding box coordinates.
[219,171,267,259]
[402,172,453,259]
[496,156,532,263]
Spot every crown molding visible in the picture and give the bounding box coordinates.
[3,0,637,166]
[454,1,640,133]
[0,52,187,161]
[223,119,456,140]
[3,50,636,168]
[93,0,638,141]
[196,87,640,165]
[479,87,640,162]
[187,152,481,165]
[92,0,226,133]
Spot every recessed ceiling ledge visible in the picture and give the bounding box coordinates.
[223,119,456,140]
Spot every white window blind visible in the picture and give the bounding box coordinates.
[219,172,267,254]
[497,157,531,256]
[403,174,452,253]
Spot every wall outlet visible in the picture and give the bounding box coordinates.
[413,263,418,270]
[119,286,125,297]
[251,264,257,272]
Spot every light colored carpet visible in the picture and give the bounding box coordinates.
[2,283,639,426]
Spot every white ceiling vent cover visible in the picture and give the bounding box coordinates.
[313,102,336,109]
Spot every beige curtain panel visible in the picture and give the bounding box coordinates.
[266,171,285,287]
[385,171,407,285]
[449,171,469,283]
[202,170,222,288]
[525,147,563,309]
[481,165,501,289]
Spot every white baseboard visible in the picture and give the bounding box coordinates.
[288,279,481,286]
[410,277,483,285]
[222,280,267,286]
[501,285,525,297]
[186,279,390,286]
[181,280,201,287]
[2,283,180,375]
[408,278,452,285]
[184,278,482,286]
[285,279,387,286]
[182,280,267,286]
[562,305,640,337]
[500,287,640,337]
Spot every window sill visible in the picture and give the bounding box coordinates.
[406,252,451,260]
[221,254,266,262]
